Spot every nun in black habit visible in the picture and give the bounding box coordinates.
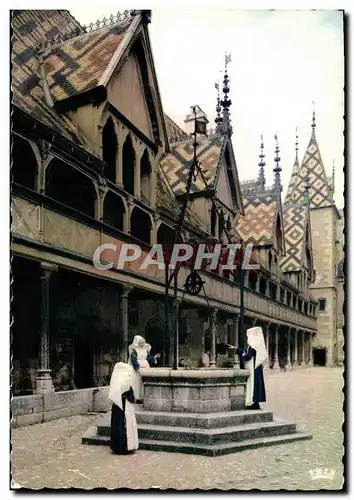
[236,326,267,410]
[108,362,139,455]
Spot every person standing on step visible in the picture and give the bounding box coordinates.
[108,361,138,455]
[128,335,160,403]
[236,327,267,410]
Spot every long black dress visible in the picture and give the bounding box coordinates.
[110,386,135,455]
[236,346,266,406]
[130,349,155,370]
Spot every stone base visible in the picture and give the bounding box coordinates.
[272,361,280,371]
[140,368,249,413]
[82,406,312,456]
[35,370,54,395]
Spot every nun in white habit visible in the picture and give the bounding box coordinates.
[236,327,267,410]
[128,335,160,402]
[108,362,138,454]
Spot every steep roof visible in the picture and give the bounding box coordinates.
[11,10,97,153]
[280,204,311,272]
[160,133,225,196]
[236,190,280,247]
[164,114,188,143]
[44,17,134,102]
[285,120,334,208]
[156,167,207,235]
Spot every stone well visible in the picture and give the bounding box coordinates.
[140,367,249,413]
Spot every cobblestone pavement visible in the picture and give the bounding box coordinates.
[11,367,344,491]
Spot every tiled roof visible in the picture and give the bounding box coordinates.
[11,10,97,153]
[280,204,309,272]
[160,134,224,196]
[164,114,188,144]
[285,129,334,208]
[44,19,133,102]
[236,191,279,246]
[156,168,206,233]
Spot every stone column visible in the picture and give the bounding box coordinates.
[209,308,218,367]
[273,325,280,370]
[36,262,58,394]
[308,333,314,366]
[252,318,257,327]
[232,314,240,368]
[301,330,306,366]
[286,327,292,371]
[264,323,270,369]
[121,285,133,362]
[293,328,298,368]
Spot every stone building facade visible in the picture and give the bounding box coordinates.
[11,10,329,396]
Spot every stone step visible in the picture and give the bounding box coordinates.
[136,420,297,445]
[138,432,312,456]
[96,409,273,436]
[82,425,312,456]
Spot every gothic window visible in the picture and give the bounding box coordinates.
[287,292,291,306]
[102,117,117,183]
[280,288,285,303]
[140,149,151,205]
[131,207,151,245]
[259,277,267,295]
[122,135,135,195]
[11,136,37,190]
[218,209,225,241]
[103,191,125,231]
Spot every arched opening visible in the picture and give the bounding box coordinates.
[275,213,282,251]
[259,277,267,295]
[102,191,125,231]
[211,204,217,237]
[304,302,308,315]
[45,159,96,217]
[287,292,291,306]
[293,295,297,309]
[131,207,151,245]
[218,209,225,241]
[11,136,37,190]
[268,250,272,270]
[248,271,258,290]
[140,149,151,205]
[269,282,277,300]
[102,117,117,183]
[122,135,135,195]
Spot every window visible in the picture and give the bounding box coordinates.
[318,299,326,311]
[280,288,285,303]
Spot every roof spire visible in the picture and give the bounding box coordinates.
[294,127,299,167]
[214,72,223,132]
[311,101,316,140]
[258,134,266,189]
[220,52,232,136]
[332,158,335,193]
[273,134,282,193]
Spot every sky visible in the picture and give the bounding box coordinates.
[71,8,344,208]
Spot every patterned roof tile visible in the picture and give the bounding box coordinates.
[160,134,224,196]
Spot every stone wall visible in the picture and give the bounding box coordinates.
[11,386,110,428]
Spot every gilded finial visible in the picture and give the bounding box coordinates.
[294,127,299,167]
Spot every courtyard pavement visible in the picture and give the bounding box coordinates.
[11,367,344,491]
